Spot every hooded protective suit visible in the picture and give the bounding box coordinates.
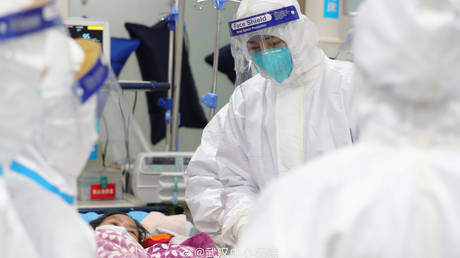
[4,39,112,258]
[185,104,228,242]
[186,0,356,246]
[237,0,460,257]
[0,1,64,257]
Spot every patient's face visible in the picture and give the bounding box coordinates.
[99,214,139,240]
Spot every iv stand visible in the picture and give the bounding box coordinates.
[209,1,225,118]
[165,1,178,151]
[201,0,228,119]
[170,0,186,152]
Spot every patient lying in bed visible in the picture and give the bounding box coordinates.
[90,211,148,243]
[89,212,219,258]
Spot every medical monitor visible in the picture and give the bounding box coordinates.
[64,18,110,62]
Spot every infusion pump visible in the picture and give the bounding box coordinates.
[130,152,193,204]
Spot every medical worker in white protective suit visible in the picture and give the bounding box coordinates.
[4,22,111,257]
[238,0,460,257]
[0,1,65,257]
[185,0,356,246]
[185,104,228,244]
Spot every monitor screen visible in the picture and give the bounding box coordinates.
[64,19,110,62]
[67,24,104,45]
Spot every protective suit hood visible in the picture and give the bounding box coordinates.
[7,37,102,258]
[237,1,460,256]
[0,0,62,163]
[353,0,460,145]
[232,0,324,86]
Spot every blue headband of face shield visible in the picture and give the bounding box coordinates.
[0,1,61,42]
[228,5,299,37]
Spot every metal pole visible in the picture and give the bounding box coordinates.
[165,0,178,151]
[171,0,186,151]
[165,29,174,151]
[209,4,222,119]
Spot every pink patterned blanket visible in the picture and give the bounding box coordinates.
[95,228,218,258]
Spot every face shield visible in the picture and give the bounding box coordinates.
[50,38,113,181]
[229,5,300,85]
[0,0,62,166]
[96,76,146,172]
[73,38,146,176]
[74,38,111,119]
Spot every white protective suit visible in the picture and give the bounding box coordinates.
[237,0,460,257]
[4,39,111,258]
[0,1,63,257]
[210,0,356,245]
[185,104,228,239]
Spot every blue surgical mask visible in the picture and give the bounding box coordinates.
[96,225,129,235]
[251,46,293,83]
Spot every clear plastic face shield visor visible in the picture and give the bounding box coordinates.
[74,38,112,121]
[73,38,142,171]
[0,0,64,166]
[72,38,116,156]
[9,38,115,205]
[228,5,299,85]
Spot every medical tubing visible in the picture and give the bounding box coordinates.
[171,0,186,152]
[101,114,109,167]
[172,176,178,205]
[132,114,153,153]
[132,91,138,114]
[118,99,131,168]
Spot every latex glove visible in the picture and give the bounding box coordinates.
[218,209,225,229]
[233,215,248,244]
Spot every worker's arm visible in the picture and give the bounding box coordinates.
[216,86,259,246]
[185,105,229,234]
[334,59,359,142]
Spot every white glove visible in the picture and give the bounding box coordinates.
[218,209,225,229]
[233,215,248,244]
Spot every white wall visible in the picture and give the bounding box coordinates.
[303,0,355,57]
[344,0,365,14]
[68,0,238,152]
[56,0,69,17]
